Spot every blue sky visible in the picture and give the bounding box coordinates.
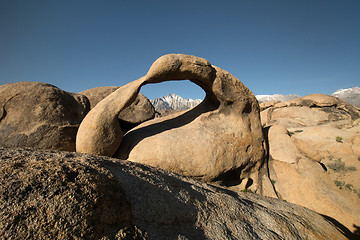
[0,0,359,100]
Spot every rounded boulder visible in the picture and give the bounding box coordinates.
[0,82,90,151]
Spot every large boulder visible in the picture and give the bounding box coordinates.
[76,54,266,187]
[261,94,360,232]
[0,147,353,240]
[79,86,155,132]
[0,82,89,151]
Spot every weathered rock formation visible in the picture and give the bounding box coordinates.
[0,147,353,240]
[0,82,89,151]
[76,54,266,187]
[80,86,121,108]
[261,93,360,128]
[259,100,281,111]
[261,94,360,232]
[80,86,155,132]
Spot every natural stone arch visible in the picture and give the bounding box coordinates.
[76,54,266,185]
[141,79,205,112]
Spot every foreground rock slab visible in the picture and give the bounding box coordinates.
[0,147,353,239]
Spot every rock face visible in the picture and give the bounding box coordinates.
[76,54,266,186]
[261,93,360,128]
[0,147,353,240]
[79,86,121,108]
[80,86,155,132]
[261,93,360,232]
[0,82,89,151]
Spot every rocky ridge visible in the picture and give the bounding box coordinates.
[259,93,360,233]
[0,147,352,240]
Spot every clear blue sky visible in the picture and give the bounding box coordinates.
[0,0,359,100]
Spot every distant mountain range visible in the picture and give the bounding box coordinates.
[255,94,300,103]
[331,87,360,107]
[150,93,202,111]
[150,87,360,111]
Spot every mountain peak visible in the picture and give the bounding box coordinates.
[255,94,300,103]
[150,94,202,111]
[332,87,360,95]
[331,87,360,107]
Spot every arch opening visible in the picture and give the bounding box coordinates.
[140,80,206,116]
[140,80,205,102]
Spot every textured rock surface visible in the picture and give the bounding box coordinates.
[259,100,280,111]
[80,86,155,132]
[261,94,360,128]
[268,125,303,164]
[0,147,353,240]
[79,86,120,108]
[77,54,266,186]
[261,94,360,232]
[0,82,89,151]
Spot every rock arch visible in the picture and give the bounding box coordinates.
[76,54,266,184]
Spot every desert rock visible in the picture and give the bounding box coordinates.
[80,86,155,131]
[268,125,303,164]
[77,54,266,186]
[259,100,280,111]
[117,93,155,131]
[0,147,352,240]
[0,82,89,151]
[262,94,360,232]
[261,93,360,128]
[79,86,121,108]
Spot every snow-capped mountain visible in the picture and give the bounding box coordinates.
[255,94,301,103]
[331,87,360,107]
[150,93,202,111]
